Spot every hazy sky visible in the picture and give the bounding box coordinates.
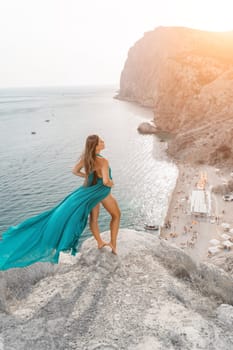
[0,0,232,88]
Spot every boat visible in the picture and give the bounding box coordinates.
[144,224,160,231]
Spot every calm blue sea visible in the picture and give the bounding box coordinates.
[0,85,178,245]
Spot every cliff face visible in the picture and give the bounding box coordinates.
[119,27,233,165]
[1,230,233,349]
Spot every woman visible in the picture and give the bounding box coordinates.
[0,135,120,271]
[72,135,120,254]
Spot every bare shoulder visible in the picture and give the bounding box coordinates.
[97,157,109,167]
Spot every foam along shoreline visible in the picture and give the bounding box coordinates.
[160,162,233,265]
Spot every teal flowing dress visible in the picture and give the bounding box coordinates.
[0,168,112,270]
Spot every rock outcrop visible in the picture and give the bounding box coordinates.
[1,229,233,349]
[137,121,157,134]
[118,26,233,165]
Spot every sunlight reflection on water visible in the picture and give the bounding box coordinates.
[0,86,178,243]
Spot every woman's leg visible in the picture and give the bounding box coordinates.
[101,194,121,254]
[89,204,108,249]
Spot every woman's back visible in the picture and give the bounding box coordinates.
[87,156,112,186]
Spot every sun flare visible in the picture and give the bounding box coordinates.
[176,0,233,32]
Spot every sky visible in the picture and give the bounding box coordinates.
[0,0,233,88]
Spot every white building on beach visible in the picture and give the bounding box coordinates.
[190,190,211,216]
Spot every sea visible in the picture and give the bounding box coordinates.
[0,85,178,245]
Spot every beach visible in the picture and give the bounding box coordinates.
[160,161,233,265]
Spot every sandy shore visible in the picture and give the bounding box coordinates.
[160,162,233,264]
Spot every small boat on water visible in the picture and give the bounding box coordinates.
[144,224,160,231]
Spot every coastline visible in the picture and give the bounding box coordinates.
[162,161,180,226]
[160,159,233,266]
[115,93,233,271]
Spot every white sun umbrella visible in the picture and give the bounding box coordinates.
[221,223,230,230]
[208,246,220,255]
[221,233,231,240]
[209,239,220,246]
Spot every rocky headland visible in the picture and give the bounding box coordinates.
[118,26,233,166]
[117,26,233,303]
[1,230,233,349]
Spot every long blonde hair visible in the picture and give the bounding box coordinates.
[83,134,99,185]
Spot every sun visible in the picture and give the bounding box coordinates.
[178,0,233,32]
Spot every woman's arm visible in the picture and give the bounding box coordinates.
[72,158,86,178]
[101,159,114,187]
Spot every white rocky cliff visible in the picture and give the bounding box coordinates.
[1,229,233,349]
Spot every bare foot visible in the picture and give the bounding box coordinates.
[97,240,108,249]
[108,242,117,255]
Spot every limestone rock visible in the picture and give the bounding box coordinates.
[1,229,233,349]
[137,122,157,134]
[217,304,233,326]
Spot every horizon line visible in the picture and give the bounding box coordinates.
[0,83,120,90]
